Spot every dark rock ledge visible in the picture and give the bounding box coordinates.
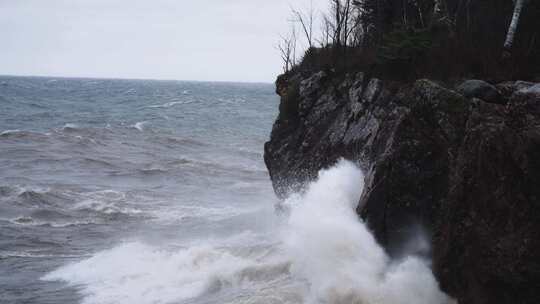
[264,71,540,304]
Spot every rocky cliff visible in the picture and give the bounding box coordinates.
[264,71,540,304]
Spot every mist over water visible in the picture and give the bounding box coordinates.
[0,76,451,304]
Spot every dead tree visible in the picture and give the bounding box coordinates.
[331,0,343,46]
[324,0,356,47]
[292,0,315,48]
[277,26,297,73]
[319,15,332,47]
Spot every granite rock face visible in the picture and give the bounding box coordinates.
[264,71,540,304]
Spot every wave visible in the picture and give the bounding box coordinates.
[111,157,265,179]
[150,205,256,223]
[81,158,118,169]
[42,242,290,304]
[55,124,103,143]
[73,135,99,145]
[0,250,84,259]
[142,100,194,109]
[282,160,453,304]
[152,136,209,148]
[0,185,17,197]
[0,129,22,136]
[8,216,98,228]
[71,190,144,217]
[174,157,267,175]
[136,167,169,175]
[61,123,80,132]
[0,129,50,139]
[72,199,143,216]
[3,187,145,226]
[132,121,148,132]
[16,188,72,207]
[43,161,453,304]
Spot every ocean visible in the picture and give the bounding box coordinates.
[0,76,450,304]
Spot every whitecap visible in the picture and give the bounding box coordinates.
[72,199,142,216]
[0,250,83,259]
[132,121,147,132]
[0,129,50,138]
[143,100,194,109]
[42,242,284,304]
[0,129,22,136]
[150,204,250,223]
[8,216,98,228]
[61,123,80,131]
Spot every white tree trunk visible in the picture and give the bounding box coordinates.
[433,0,448,19]
[433,0,443,15]
[504,0,526,50]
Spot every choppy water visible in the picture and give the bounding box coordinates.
[0,76,451,304]
[0,76,280,303]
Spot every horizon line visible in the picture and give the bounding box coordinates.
[0,73,275,85]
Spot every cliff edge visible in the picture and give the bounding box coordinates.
[264,71,540,304]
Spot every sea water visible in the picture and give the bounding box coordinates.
[0,76,451,304]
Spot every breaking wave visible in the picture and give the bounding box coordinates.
[282,160,453,304]
[43,242,291,304]
[43,160,453,304]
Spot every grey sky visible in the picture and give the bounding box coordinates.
[1,0,327,83]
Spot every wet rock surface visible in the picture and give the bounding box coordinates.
[264,71,540,304]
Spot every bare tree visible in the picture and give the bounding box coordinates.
[323,0,357,47]
[413,0,425,28]
[342,0,350,45]
[291,0,315,48]
[504,0,528,51]
[277,25,297,73]
[330,0,343,46]
[319,15,332,47]
[345,3,363,47]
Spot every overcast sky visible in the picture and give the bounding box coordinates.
[0,0,327,83]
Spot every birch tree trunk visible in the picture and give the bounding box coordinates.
[504,0,527,50]
[433,0,448,20]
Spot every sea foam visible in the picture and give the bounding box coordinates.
[282,160,453,304]
[43,160,453,304]
[42,242,278,304]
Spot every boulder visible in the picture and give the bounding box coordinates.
[496,80,535,98]
[518,83,540,97]
[457,79,503,104]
